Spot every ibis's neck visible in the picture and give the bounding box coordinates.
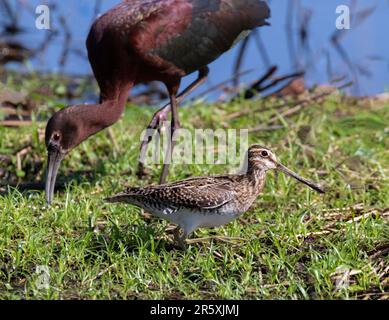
[78,83,132,139]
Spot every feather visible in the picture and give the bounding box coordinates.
[91,0,270,75]
[148,0,271,73]
[106,175,239,211]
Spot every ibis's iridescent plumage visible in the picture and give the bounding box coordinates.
[44,0,271,204]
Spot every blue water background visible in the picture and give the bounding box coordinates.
[3,0,389,98]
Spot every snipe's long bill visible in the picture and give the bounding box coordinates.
[106,145,325,249]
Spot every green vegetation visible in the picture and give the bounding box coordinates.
[0,75,388,299]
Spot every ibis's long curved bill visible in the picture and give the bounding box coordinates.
[45,149,65,204]
[277,163,325,194]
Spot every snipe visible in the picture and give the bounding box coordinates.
[106,145,325,249]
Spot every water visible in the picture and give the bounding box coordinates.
[2,0,389,98]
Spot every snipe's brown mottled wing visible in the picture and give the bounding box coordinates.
[107,175,239,210]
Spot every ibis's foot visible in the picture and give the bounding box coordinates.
[136,162,151,179]
[146,106,170,133]
[137,106,170,177]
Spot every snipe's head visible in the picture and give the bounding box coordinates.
[45,107,89,205]
[247,145,325,193]
[247,145,278,171]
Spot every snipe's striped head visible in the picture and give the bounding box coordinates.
[246,145,325,194]
[247,145,278,171]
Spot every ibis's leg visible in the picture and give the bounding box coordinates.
[137,67,209,176]
[159,90,180,184]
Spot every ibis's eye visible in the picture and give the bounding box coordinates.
[260,150,269,157]
[53,133,60,142]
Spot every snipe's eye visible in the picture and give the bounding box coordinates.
[260,150,269,157]
[52,133,60,141]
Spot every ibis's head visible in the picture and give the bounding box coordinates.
[44,107,89,204]
[247,145,325,193]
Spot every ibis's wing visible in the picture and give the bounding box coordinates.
[129,0,271,74]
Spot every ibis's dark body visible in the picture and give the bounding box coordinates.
[87,0,270,98]
[44,0,270,204]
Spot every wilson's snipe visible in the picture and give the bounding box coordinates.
[106,145,325,248]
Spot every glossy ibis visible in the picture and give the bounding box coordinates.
[45,0,271,204]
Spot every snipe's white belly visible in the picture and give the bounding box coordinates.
[147,205,241,235]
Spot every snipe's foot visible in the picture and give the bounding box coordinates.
[173,226,187,250]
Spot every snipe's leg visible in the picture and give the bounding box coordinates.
[173,226,187,250]
[137,67,209,177]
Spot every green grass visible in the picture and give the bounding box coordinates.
[0,79,388,299]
